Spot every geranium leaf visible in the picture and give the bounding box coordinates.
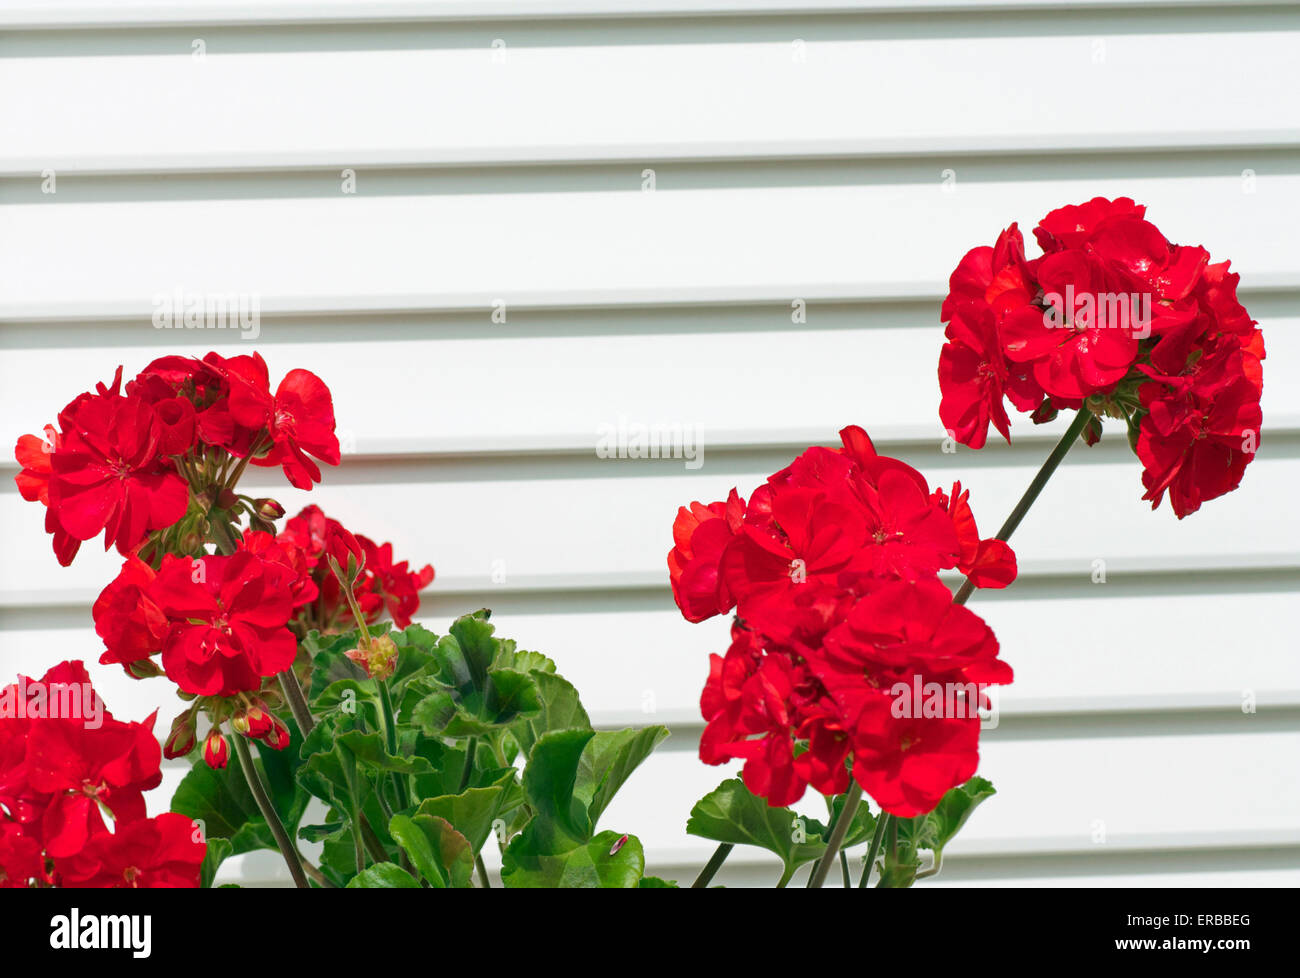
[501,829,644,888]
[199,836,232,889]
[897,776,996,857]
[522,728,595,848]
[414,776,517,854]
[389,814,474,888]
[345,862,421,888]
[510,671,590,759]
[686,777,827,878]
[575,725,670,827]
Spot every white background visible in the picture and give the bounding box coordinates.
[1,0,1297,886]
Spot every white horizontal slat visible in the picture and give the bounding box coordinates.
[4,447,1298,601]
[4,32,1300,176]
[598,728,1300,872]
[6,583,1298,729]
[3,177,1299,319]
[5,0,1293,31]
[2,317,1297,456]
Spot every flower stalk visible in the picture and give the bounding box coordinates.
[806,781,863,888]
[953,408,1094,606]
[228,722,309,889]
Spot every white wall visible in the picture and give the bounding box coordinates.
[1,0,1297,887]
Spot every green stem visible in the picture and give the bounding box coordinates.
[301,860,336,888]
[476,854,492,888]
[776,866,794,888]
[458,736,478,793]
[691,843,734,888]
[378,680,410,812]
[359,818,389,866]
[278,669,315,736]
[953,408,1093,606]
[229,725,309,889]
[858,813,890,888]
[807,781,863,888]
[839,850,851,888]
[916,850,943,880]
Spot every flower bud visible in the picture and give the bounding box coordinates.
[244,703,273,739]
[203,731,230,769]
[1030,399,1059,426]
[263,717,291,752]
[1082,414,1103,447]
[253,498,285,521]
[344,632,399,681]
[125,658,164,680]
[163,711,197,759]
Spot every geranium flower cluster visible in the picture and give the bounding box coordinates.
[14,352,341,566]
[669,426,1015,817]
[278,505,435,634]
[938,196,1265,517]
[0,662,204,888]
[92,510,432,767]
[15,352,436,775]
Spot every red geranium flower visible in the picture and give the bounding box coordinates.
[18,663,162,858]
[1136,347,1263,518]
[843,693,981,819]
[151,551,299,696]
[94,556,169,669]
[277,505,434,633]
[938,197,1264,517]
[999,249,1140,399]
[225,353,341,489]
[673,427,1014,815]
[668,491,745,623]
[54,812,204,888]
[41,370,189,564]
[360,537,435,629]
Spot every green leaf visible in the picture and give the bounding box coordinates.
[199,837,232,889]
[409,688,462,734]
[483,668,542,725]
[686,778,827,878]
[308,628,370,692]
[408,614,543,735]
[494,646,557,676]
[345,863,422,888]
[502,829,644,888]
[389,814,475,888]
[313,679,381,727]
[827,792,877,850]
[335,728,432,777]
[510,671,590,759]
[897,776,996,858]
[409,737,515,800]
[522,728,595,847]
[877,778,997,887]
[877,847,920,888]
[575,725,669,827]
[439,614,497,694]
[638,875,679,888]
[387,623,442,693]
[414,776,516,853]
